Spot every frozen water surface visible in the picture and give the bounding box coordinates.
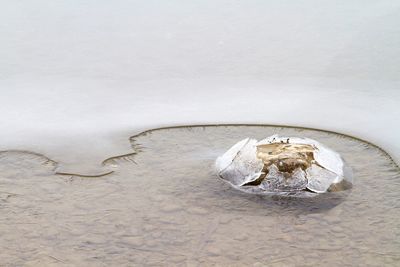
[0,1,400,266]
[0,1,399,174]
[0,126,399,266]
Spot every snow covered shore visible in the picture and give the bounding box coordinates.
[1,1,399,174]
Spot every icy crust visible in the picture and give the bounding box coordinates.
[216,135,351,195]
[216,138,264,186]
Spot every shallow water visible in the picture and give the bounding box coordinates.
[0,125,399,266]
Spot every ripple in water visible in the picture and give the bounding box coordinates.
[0,125,399,266]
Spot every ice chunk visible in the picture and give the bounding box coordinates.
[216,138,264,186]
[216,135,351,195]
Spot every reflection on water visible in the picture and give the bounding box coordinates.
[0,126,399,266]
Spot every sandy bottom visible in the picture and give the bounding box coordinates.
[0,125,399,266]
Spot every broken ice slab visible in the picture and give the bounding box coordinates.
[216,135,352,196]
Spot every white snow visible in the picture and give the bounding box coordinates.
[0,1,399,174]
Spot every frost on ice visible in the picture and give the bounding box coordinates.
[216,135,352,195]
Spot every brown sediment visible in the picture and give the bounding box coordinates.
[256,143,315,173]
[55,170,114,178]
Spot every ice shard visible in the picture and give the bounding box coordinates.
[216,135,352,195]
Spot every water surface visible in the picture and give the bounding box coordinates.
[0,125,399,266]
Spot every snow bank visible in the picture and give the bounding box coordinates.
[1,1,399,174]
